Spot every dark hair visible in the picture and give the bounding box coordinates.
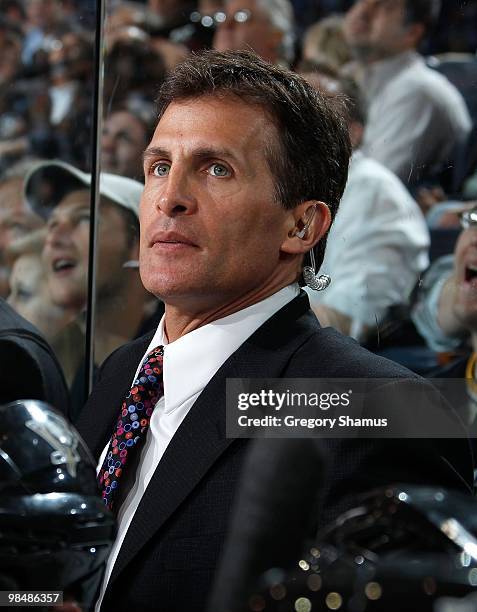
[403,0,441,32]
[155,49,351,274]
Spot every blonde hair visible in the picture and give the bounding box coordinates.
[303,15,352,70]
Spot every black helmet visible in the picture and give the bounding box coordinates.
[0,400,115,611]
[251,485,477,611]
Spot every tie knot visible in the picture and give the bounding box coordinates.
[143,345,164,368]
[149,345,164,358]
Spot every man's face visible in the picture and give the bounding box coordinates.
[453,227,477,330]
[213,0,281,63]
[0,177,43,298]
[43,189,133,310]
[344,0,415,61]
[140,95,294,311]
[8,253,70,340]
[101,112,148,179]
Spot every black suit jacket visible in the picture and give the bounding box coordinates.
[76,293,473,611]
[0,298,69,413]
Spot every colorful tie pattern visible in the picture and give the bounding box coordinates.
[98,345,164,511]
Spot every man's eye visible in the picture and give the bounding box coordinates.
[73,211,91,225]
[208,163,230,177]
[152,162,171,177]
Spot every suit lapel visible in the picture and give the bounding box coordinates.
[109,292,317,583]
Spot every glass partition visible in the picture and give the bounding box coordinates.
[0,0,99,418]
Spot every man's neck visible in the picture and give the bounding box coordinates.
[163,278,294,343]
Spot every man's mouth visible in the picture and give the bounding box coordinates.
[149,231,198,249]
[52,258,76,273]
[465,265,477,283]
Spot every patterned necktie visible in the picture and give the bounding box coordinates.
[98,345,164,511]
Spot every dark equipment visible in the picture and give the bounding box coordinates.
[0,400,115,611]
[249,485,477,611]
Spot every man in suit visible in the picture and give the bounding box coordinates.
[76,50,473,611]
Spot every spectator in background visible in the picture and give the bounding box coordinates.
[47,30,93,127]
[0,23,22,88]
[22,0,71,68]
[412,208,477,431]
[104,1,161,42]
[7,230,72,342]
[175,0,225,51]
[301,70,429,340]
[101,107,155,181]
[105,0,196,56]
[0,162,44,298]
[412,203,477,355]
[147,0,196,37]
[24,161,156,416]
[302,14,351,70]
[0,23,30,172]
[213,0,295,66]
[103,32,167,110]
[343,0,471,186]
[0,29,94,172]
[0,0,26,28]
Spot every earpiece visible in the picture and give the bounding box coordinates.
[294,206,317,239]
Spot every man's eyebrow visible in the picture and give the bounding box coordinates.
[143,147,169,164]
[190,147,242,164]
[143,146,242,165]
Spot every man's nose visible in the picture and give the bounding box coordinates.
[155,168,197,217]
[45,219,74,247]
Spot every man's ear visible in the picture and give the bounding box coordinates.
[281,200,331,255]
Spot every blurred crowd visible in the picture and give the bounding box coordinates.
[2,0,477,415]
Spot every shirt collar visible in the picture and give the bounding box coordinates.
[146,284,300,413]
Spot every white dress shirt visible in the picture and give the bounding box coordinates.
[307,150,429,339]
[359,51,471,183]
[95,283,299,610]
